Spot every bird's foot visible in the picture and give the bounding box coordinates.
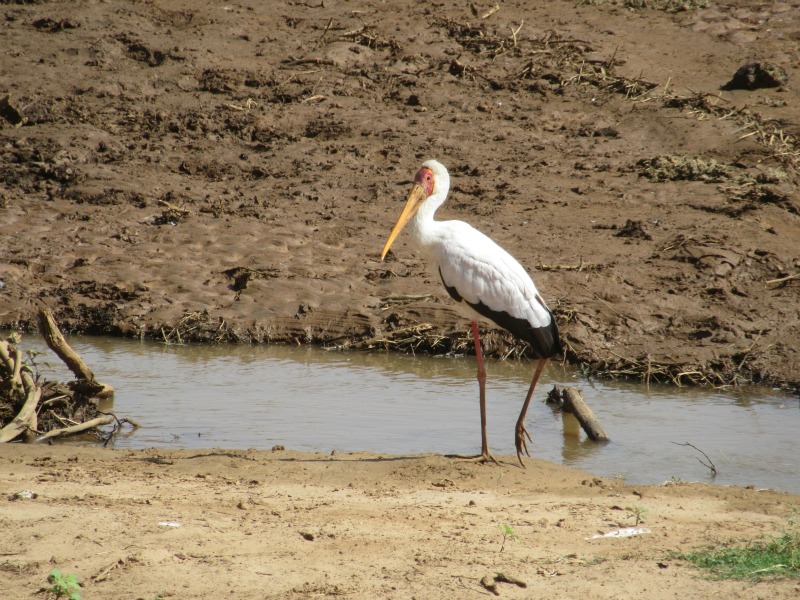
[515,421,533,468]
[473,451,499,466]
[445,451,499,466]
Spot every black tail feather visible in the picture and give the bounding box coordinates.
[468,299,562,359]
[438,267,562,358]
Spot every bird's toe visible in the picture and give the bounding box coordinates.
[514,423,532,464]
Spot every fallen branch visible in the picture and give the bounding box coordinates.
[548,385,609,441]
[561,387,609,441]
[36,414,115,443]
[37,308,114,398]
[37,309,89,378]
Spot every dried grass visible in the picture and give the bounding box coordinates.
[160,310,238,345]
[659,92,800,174]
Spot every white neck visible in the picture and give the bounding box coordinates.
[409,169,450,251]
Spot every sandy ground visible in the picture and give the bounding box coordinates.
[2,445,800,599]
[2,0,800,597]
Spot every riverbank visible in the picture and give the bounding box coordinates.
[2,445,799,598]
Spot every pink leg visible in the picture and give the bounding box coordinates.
[470,321,493,461]
[444,322,498,464]
[515,359,548,468]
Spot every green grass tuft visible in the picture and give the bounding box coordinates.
[681,513,800,581]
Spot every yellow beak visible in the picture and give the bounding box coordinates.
[380,184,428,260]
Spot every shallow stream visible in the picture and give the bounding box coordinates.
[16,335,799,493]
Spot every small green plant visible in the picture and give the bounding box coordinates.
[47,568,81,600]
[499,523,517,553]
[625,505,649,526]
[680,508,800,581]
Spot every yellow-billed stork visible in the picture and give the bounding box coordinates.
[380,159,562,467]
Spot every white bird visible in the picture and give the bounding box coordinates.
[380,159,562,467]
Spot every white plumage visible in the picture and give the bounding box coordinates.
[380,159,561,466]
[434,225,553,330]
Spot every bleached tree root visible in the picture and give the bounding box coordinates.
[1,308,123,443]
[0,341,41,442]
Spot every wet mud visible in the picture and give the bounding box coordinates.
[1,0,798,391]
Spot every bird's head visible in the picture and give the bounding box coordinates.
[380,160,449,260]
[414,164,435,197]
[418,159,449,197]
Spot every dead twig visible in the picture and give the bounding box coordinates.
[661,91,800,173]
[37,308,115,398]
[766,272,800,286]
[672,441,717,476]
[587,288,637,323]
[326,323,437,351]
[736,331,765,372]
[91,555,140,583]
[537,257,598,272]
[157,198,190,215]
[312,17,334,51]
[222,98,256,111]
[479,4,500,20]
[281,57,334,67]
[98,412,140,447]
[339,24,400,53]
[378,294,435,308]
[510,20,523,48]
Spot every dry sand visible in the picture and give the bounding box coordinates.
[3,445,800,599]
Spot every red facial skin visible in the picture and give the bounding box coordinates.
[415,167,435,197]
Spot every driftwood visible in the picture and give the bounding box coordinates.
[0,342,41,442]
[548,385,609,442]
[37,307,114,398]
[0,308,123,443]
[36,414,116,442]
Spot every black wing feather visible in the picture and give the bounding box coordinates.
[439,267,562,359]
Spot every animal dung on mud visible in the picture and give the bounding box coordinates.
[721,62,788,90]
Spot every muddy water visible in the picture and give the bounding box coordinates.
[17,336,799,493]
